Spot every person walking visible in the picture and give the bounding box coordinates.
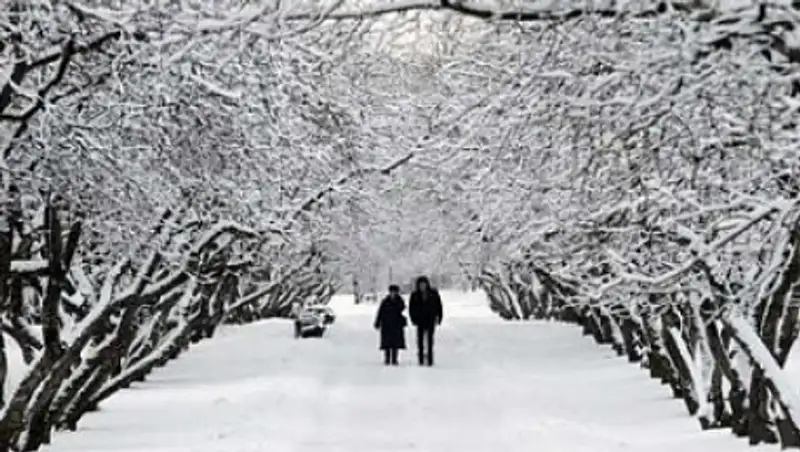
[408,276,443,366]
[374,284,407,365]
[291,300,303,338]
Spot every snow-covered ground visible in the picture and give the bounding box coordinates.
[40,290,779,452]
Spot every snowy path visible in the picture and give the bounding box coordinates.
[43,291,777,452]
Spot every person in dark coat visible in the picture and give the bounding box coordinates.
[408,276,443,366]
[374,284,407,365]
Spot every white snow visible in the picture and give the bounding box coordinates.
[39,291,779,452]
[2,332,27,401]
[9,260,48,273]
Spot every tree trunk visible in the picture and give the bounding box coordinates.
[619,316,642,362]
[59,365,112,431]
[18,354,77,451]
[661,322,699,415]
[0,333,6,409]
[707,363,730,428]
[0,210,11,408]
[745,368,779,444]
[41,202,64,360]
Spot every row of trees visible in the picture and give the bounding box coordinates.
[0,198,338,451]
[422,2,800,449]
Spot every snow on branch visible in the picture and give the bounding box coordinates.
[289,151,416,221]
[608,204,784,288]
[9,260,48,275]
[284,0,704,21]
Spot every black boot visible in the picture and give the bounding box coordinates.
[384,350,391,366]
[391,349,399,365]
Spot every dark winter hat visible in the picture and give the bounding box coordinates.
[388,284,400,293]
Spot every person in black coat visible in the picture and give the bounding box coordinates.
[374,284,407,365]
[408,276,443,366]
